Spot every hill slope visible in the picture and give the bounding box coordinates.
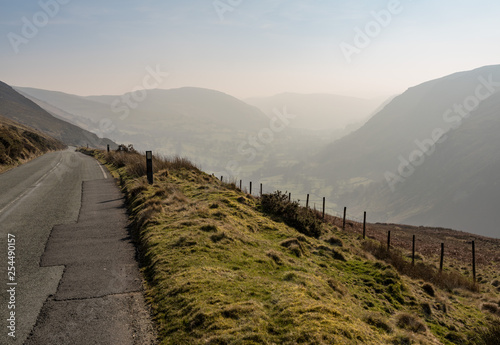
[0,81,116,148]
[85,148,500,345]
[315,65,500,182]
[311,65,500,238]
[0,115,65,172]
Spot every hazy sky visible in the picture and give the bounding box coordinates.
[1,0,499,100]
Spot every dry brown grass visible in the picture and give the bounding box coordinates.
[101,150,199,178]
[362,240,479,292]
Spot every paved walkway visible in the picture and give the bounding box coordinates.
[25,179,157,344]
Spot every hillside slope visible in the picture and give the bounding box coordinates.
[0,115,65,172]
[309,65,500,238]
[0,81,116,148]
[86,148,500,345]
[343,87,500,238]
[315,65,500,183]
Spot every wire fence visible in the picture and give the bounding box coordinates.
[214,175,485,285]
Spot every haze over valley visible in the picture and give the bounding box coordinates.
[5,64,500,239]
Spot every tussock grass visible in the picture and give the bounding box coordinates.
[473,321,500,345]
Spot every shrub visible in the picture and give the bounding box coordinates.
[261,191,322,238]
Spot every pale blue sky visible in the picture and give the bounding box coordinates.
[1,0,499,99]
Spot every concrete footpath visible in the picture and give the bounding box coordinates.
[25,179,157,344]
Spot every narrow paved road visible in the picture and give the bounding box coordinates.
[0,148,156,344]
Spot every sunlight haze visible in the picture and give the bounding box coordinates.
[1,0,499,99]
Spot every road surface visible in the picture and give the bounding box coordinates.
[0,148,156,344]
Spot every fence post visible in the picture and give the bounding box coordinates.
[250,182,252,195]
[322,197,326,219]
[472,240,476,283]
[387,231,391,251]
[107,144,110,152]
[288,192,291,202]
[439,243,444,272]
[221,176,223,182]
[343,207,346,230]
[306,194,310,209]
[260,183,263,197]
[239,180,242,190]
[146,151,153,185]
[412,235,416,266]
[363,212,366,239]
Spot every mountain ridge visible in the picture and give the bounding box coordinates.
[0,81,117,149]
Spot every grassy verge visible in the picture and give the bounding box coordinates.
[82,148,499,345]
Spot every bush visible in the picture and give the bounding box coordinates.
[261,191,322,238]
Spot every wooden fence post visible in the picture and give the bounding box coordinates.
[322,197,325,219]
[387,231,391,251]
[146,151,153,185]
[439,243,444,272]
[249,182,252,195]
[472,240,476,283]
[363,212,366,239]
[306,194,309,209]
[239,180,242,190]
[288,192,291,202]
[221,176,223,182]
[342,207,346,230]
[260,183,263,197]
[412,235,416,266]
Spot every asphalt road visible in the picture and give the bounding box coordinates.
[0,148,156,344]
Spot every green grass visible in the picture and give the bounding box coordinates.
[86,148,499,345]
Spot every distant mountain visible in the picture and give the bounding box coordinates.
[246,93,383,131]
[0,114,65,171]
[0,81,116,149]
[15,87,113,132]
[17,87,308,176]
[314,65,500,238]
[88,87,270,129]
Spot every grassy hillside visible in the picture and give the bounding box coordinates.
[0,115,65,173]
[83,148,499,344]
